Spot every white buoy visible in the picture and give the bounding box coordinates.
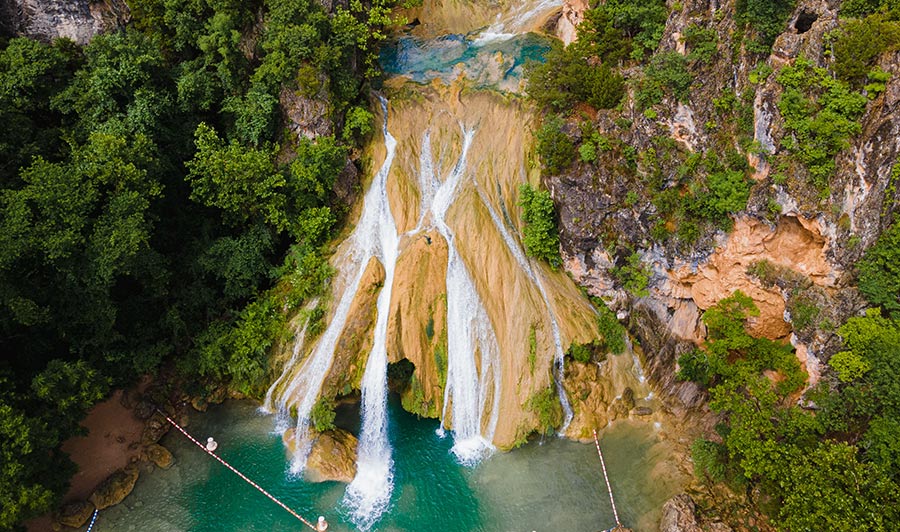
[206,437,218,452]
[316,516,328,531]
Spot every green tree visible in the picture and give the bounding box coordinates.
[186,123,288,231]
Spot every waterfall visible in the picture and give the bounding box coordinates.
[268,98,399,484]
[405,126,503,465]
[472,177,574,431]
[261,315,310,429]
[342,97,400,529]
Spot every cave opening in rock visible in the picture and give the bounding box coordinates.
[795,12,817,34]
[387,358,416,394]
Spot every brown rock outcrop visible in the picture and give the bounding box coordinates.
[88,465,139,510]
[144,443,174,470]
[283,428,358,483]
[55,501,95,529]
[666,216,832,339]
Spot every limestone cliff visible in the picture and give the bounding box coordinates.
[549,0,899,416]
[1,0,128,43]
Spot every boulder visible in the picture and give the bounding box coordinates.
[304,429,358,483]
[141,413,169,445]
[633,406,653,417]
[659,494,702,532]
[145,443,175,469]
[191,396,208,412]
[89,465,139,510]
[56,500,95,528]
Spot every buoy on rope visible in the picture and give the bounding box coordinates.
[205,437,218,452]
[316,515,329,531]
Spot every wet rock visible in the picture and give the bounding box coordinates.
[56,500,95,528]
[191,396,208,412]
[145,443,175,470]
[134,399,155,420]
[634,406,653,417]
[304,429,358,483]
[89,465,139,510]
[141,413,170,445]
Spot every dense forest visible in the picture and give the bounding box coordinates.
[0,0,416,526]
[525,0,900,529]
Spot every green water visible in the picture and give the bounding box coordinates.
[91,398,685,531]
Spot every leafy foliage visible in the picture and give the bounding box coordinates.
[680,295,900,529]
[526,386,562,435]
[534,116,576,175]
[776,58,867,188]
[518,184,562,269]
[858,218,900,317]
[832,15,900,87]
[735,0,797,52]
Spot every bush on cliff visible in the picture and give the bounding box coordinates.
[518,184,563,270]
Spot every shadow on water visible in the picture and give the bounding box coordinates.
[91,399,683,532]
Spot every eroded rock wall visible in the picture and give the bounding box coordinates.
[550,0,900,413]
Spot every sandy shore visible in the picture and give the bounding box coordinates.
[26,389,145,531]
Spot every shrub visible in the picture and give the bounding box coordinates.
[736,0,797,52]
[518,184,562,269]
[858,219,900,317]
[776,58,867,187]
[614,252,650,297]
[832,15,900,86]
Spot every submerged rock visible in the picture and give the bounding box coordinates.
[89,465,139,510]
[144,443,175,470]
[55,500,95,528]
[304,429,359,483]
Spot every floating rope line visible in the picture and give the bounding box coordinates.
[160,412,318,530]
[85,509,99,532]
[593,428,621,528]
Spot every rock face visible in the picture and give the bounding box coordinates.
[659,494,733,532]
[659,494,703,532]
[555,0,588,45]
[89,465,139,510]
[1,0,129,44]
[551,0,900,414]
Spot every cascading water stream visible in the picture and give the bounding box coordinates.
[471,178,574,431]
[341,97,400,530]
[261,316,311,432]
[267,98,399,484]
[411,127,502,464]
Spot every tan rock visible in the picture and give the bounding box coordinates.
[667,216,832,339]
[89,465,139,510]
[285,428,358,483]
[55,500,95,529]
[144,444,174,470]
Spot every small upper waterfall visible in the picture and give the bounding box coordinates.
[342,97,400,529]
